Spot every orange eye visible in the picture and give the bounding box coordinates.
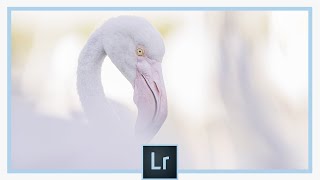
[136,48,145,56]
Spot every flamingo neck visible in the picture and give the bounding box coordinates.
[77,29,108,119]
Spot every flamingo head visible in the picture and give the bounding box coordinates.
[102,16,167,142]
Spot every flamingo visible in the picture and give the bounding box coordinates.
[77,15,167,142]
[11,15,167,170]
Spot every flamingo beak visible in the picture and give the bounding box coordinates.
[133,57,167,142]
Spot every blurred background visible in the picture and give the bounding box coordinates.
[11,11,308,170]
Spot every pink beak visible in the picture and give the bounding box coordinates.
[133,57,167,142]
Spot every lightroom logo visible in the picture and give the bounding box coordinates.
[143,146,177,179]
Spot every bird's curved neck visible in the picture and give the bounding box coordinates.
[77,29,108,119]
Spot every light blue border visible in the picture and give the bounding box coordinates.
[5,7,312,11]
[7,7,312,174]
[308,7,313,173]
[7,7,12,174]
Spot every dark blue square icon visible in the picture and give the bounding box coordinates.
[143,146,177,179]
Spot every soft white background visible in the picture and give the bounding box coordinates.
[0,0,319,180]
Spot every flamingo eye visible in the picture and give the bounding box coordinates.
[136,48,145,56]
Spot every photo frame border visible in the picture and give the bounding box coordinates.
[7,6,313,174]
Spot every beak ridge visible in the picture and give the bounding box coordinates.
[133,60,167,142]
